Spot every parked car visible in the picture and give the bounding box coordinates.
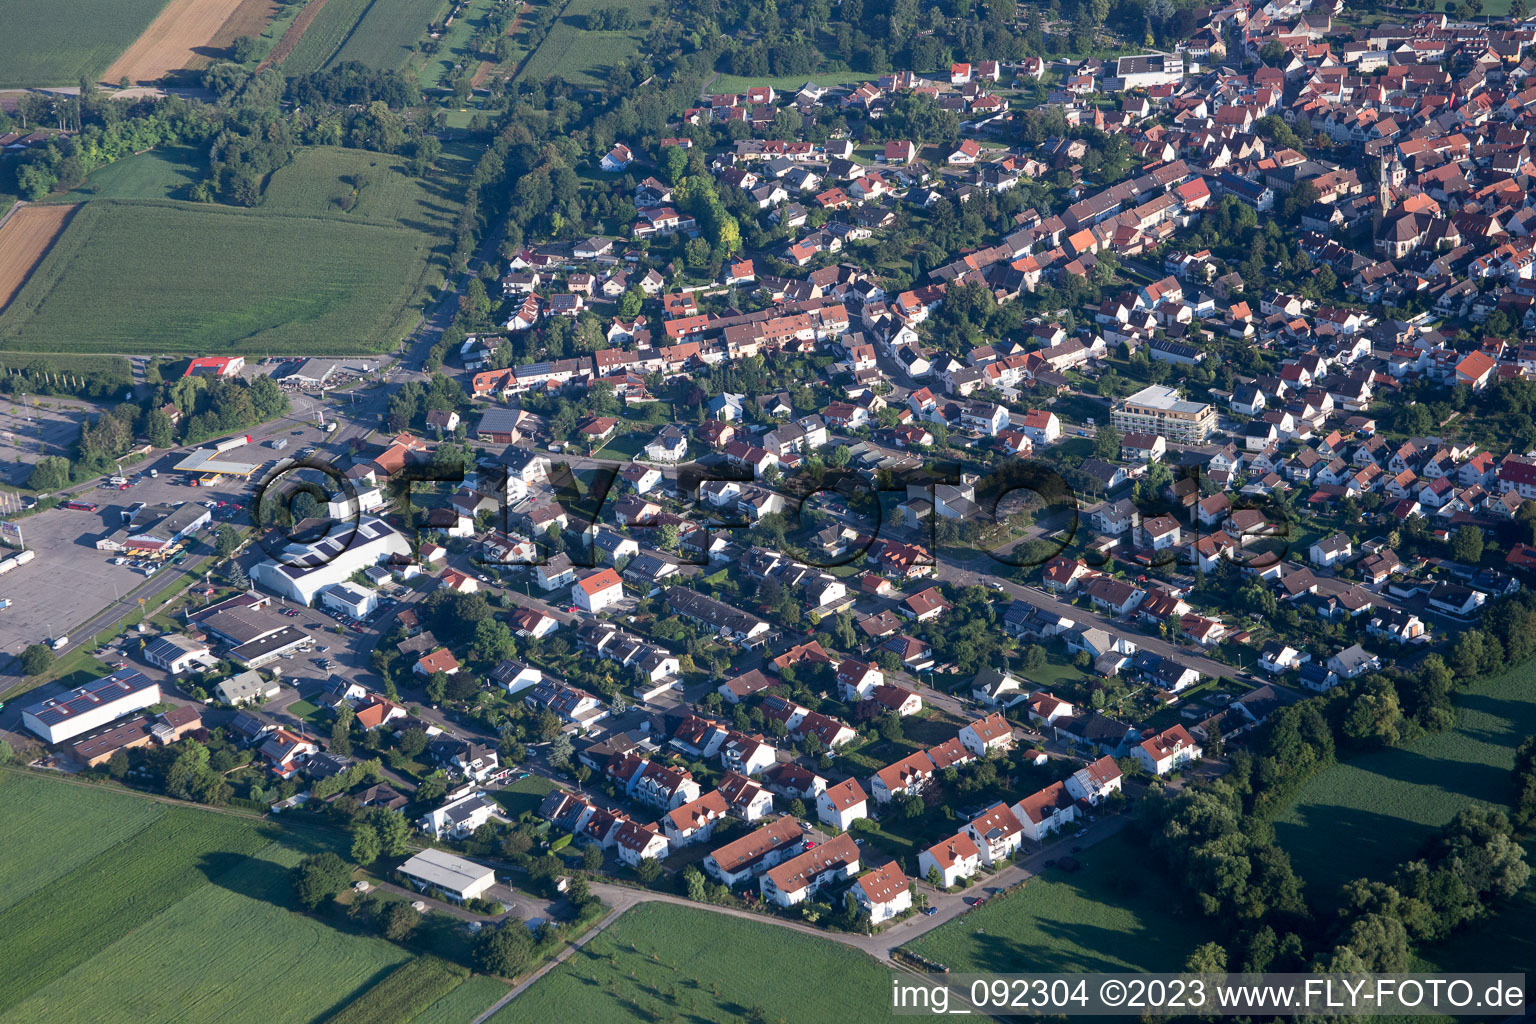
[922,906,938,916]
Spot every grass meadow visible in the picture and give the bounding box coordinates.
[0,771,490,1024]
[1274,661,1536,894]
[501,902,894,1024]
[0,0,170,87]
[902,832,1206,973]
[516,0,656,87]
[0,146,466,356]
[55,144,210,203]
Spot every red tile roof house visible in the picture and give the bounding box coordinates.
[1065,755,1123,805]
[572,567,624,614]
[868,683,923,716]
[760,833,861,907]
[703,816,804,886]
[1133,724,1203,775]
[852,861,912,923]
[662,789,730,845]
[614,820,670,867]
[870,751,936,804]
[919,831,982,888]
[900,586,951,622]
[413,648,461,677]
[964,802,1024,865]
[816,777,869,830]
[926,736,976,772]
[1011,781,1078,841]
[959,713,1014,758]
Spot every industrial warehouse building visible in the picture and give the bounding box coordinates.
[250,516,411,606]
[21,670,161,744]
[398,848,497,903]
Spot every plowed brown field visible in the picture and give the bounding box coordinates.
[102,0,272,84]
[0,204,77,312]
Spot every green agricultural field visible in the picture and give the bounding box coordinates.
[0,773,168,912]
[54,144,210,203]
[0,0,171,88]
[283,0,375,75]
[404,974,509,1024]
[331,0,447,71]
[0,773,459,1024]
[0,797,273,1013]
[3,837,414,1024]
[1274,661,1536,894]
[321,955,468,1024]
[0,146,464,356]
[516,0,656,87]
[903,832,1206,973]
[501,902,894,1024]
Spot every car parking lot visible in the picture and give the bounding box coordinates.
[0,396,102,487]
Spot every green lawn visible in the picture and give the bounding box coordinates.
[330,0,446,71]
[0,0,170,87]
[902,832,1206,973]
[54,144,210,203]
[501,902,895,1024]
[0,771,450,1024]
[516,0,657,87]
[1274,661,1536,894]
[0,147,464,356]
[490,773,557,820]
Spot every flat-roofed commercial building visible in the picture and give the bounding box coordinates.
[398,848,497,903]
[1112,385,1216,443]
[250,516,411,606]
[21,670,160,744]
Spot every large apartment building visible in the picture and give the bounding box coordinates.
[1112,385,1216,443]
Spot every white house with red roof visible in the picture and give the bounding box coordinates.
[817,777,869,830]
[663,790,730,845]
[614,820,670,867]
[948,139,982,164]
[964,802,1024,865]
[1065,755,1123,804]
[760,833,860,907]
[1012,781,1078,841]
[918,831,982,888]
[853,861,912,923]
[1025,690,1075,726]
[600,142,634,172]
[870,751,936,804]
[836,659,884,700]
[1021,408,1062,444]
[573,567,624,614]
[1133,724,1203,775]
[959,713,1014,758]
